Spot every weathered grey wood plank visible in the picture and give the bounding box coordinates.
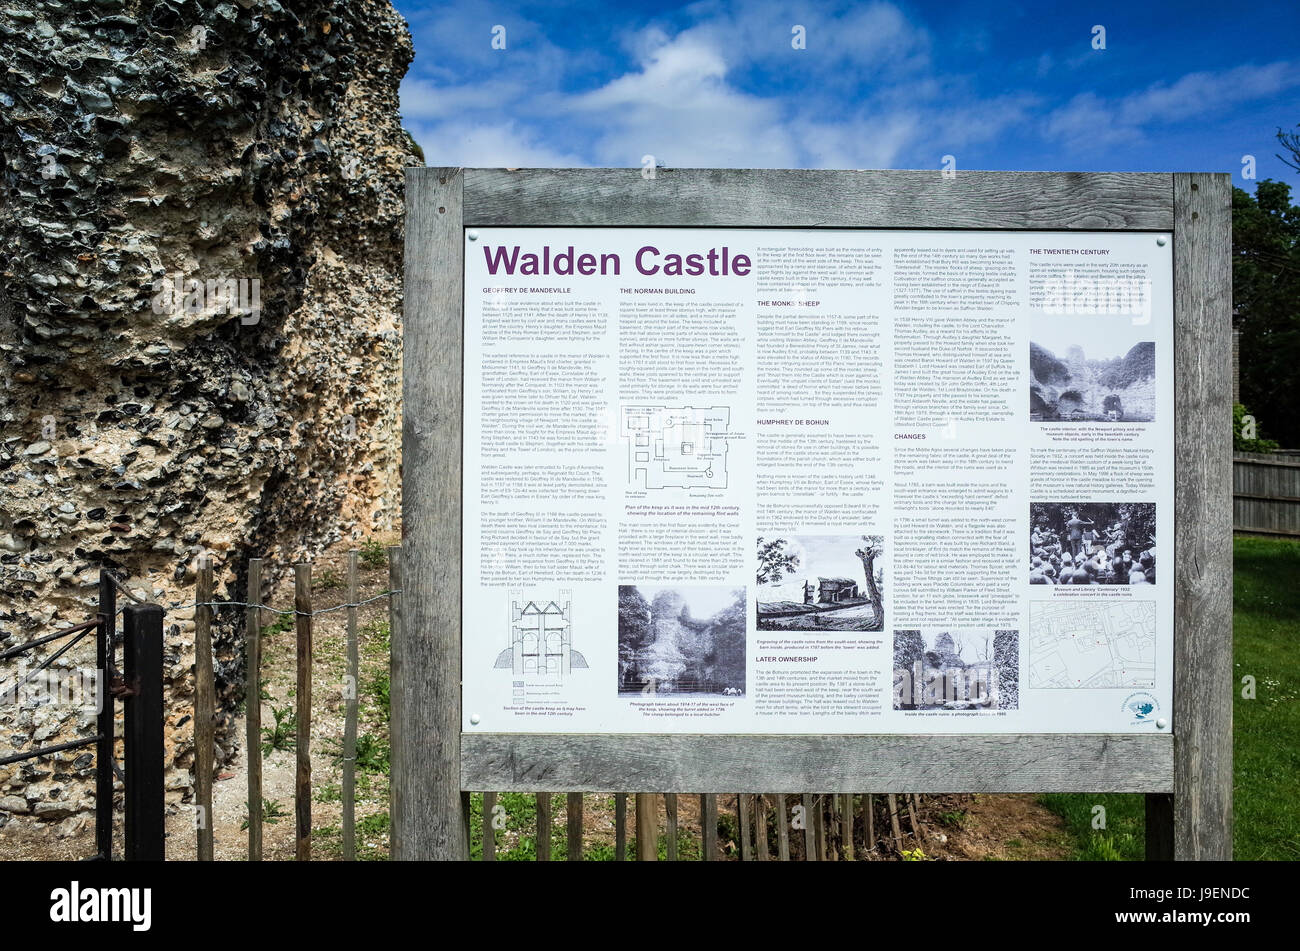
[567,792,584,861]
[664,792,677,862]
[802,793,815,860]
[386,547,405,856]
[700,794,717,861]
[842,794,854,860]
[396,167,466,859]
[614,793,627,860]
[1172,172,1234,861]
[294,563,312,862]
[245,557,262,862]
[863,794,875,852]
[738,793,752,861]
[906,794,923,848]
[814,795,827,861]
[887,794,903,851]
[482,791,497,861]
[635,793,657,861]
[775,794,790,861]
[536,793,552,861]
[463,169,1173,230]
[462,734,1173,792]
[342,550,358,861]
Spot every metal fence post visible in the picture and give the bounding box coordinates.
[123,603,165,861]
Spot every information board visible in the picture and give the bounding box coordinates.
[461,227,1174,736]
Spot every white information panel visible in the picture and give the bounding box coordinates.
[461,228,1173,735]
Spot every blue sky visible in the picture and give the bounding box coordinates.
[392,0,1300,188]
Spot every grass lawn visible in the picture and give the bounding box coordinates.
[1232,534,1300,860]
[1042,534,1300,860]
[1038,793,1146,860]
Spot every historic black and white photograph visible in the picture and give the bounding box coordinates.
[1030,502,1157,585]
[616,586,745,696]
[1030,319,1155,422]
[755,535,884,632]
[893,630,1019,711]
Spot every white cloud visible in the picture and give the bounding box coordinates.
[569,31,796,167]
[1045,61,1300,152]
[406,2,1290,172]
[673,0,931,76]
[409,119,590,168]
[399,77,528,121]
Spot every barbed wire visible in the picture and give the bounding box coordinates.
[160,590,402,618]
[101,569,399,618]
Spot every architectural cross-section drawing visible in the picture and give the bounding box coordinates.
[494,599,588,679]
[621,405,730,490]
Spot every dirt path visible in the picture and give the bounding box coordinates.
[915,794,1074,861]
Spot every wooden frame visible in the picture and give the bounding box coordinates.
[399,168,1232,861]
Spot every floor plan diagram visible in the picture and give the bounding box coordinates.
[1029,601,1156,688]
[621,405,730,490]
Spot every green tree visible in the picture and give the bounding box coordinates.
[993,631,1019,710]
[1278,122,1300,172]
[1234,179,1300,447]
[617,586,652,689]
[893,630,926,710]
[709,589,747,691]
[855,536,885,630]
[1234,402,1280,453]
[756,537,800,585]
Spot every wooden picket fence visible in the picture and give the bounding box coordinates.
[478,791,929,861]
[185,546,929,861]
[184,548,399,861]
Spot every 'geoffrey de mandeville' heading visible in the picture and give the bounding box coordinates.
[482,244,753,277]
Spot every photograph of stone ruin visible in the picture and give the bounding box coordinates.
[617,586,746,697]
[756,535,884,632]
[892,629,1019,712]
[1030,331,1155,422]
